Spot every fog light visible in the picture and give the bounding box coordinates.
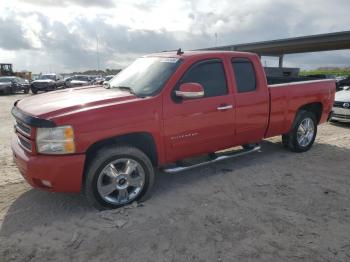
[41,180,52,187]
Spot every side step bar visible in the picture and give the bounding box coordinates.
[162,144,261,174]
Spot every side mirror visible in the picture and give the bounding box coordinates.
[175,83,204,99]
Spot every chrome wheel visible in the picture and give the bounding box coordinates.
[297,117,315,147]
[97,158,145,205]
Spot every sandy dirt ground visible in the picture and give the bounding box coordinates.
[1,94,350,262]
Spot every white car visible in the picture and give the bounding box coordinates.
[66,75,93,88]
[102,75,115,86]
[331,86,350,122]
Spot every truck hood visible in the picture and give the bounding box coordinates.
[16,86,138,119]
[0,82,11,86]
[335,89,350,102]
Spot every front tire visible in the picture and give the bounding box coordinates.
[282,110,317,152]
[7,86,14,95]
[83,145,155,210]
[31,87,38,94]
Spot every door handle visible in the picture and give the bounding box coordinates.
[217,105,233,111]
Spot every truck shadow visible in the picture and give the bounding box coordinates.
[152,139,349,198]
[329,121,350,129]
[0,188,94,237]
[1,139,349,237]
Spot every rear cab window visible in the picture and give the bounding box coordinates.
[231,58,256,93]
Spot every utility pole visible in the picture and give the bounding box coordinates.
[96,35,100,72]
[215,33,218,47]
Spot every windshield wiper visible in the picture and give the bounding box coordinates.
[114,86,137,96]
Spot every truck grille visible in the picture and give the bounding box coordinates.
[17,134,32,152]
[333,114,350,120]
[333,101,349,108]
[15,120,32,137]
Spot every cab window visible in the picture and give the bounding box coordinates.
[179,59,228,97]
[231,58,256,93]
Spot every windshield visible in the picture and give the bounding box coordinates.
[109,57,182,96]
[105,76,114,81]
[0,77,14,83]
[39,74,56,80]
[74,76,90,81]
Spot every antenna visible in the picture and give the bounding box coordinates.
[177,48,184,55]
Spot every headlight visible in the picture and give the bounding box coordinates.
[36,126,75,154]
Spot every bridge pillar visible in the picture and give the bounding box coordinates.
[278,55,284,68]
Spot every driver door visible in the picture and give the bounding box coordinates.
[163,59,236,162]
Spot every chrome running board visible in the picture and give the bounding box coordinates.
[162,144,261,174]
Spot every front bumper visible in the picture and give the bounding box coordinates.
[331,107,350,122]
[0,85,11,92]
[11,136,85,192]
[31,83,54,90]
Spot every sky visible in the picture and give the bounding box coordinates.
[0,0,349,73]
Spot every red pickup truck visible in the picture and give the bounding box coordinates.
[11,51,335,209]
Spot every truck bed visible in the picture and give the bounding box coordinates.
[265,79,336,138]
[266,76,333,85]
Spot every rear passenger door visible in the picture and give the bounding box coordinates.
[230,57,269,144]
[163,59,236,162]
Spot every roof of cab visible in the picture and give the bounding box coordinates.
[144,50,258,59]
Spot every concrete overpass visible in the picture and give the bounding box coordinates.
[199,31,350,67]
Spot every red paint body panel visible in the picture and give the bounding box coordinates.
[226,53,270,144]
[12,136,85,192]
[11,51,336,193]
[266,80,335,137]
[162,53,236,162]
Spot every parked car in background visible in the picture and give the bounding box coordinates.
[103,75,115,86]
[335,76,346,82]
[336,76,350,91]
[331,86,350,122]
[65,75,94,88]
[0,76,30,94]
[31,74,64,94]
[304,74,336,80]
[63,76,73,87]
[93,76,105,85]
[11,50,335,209]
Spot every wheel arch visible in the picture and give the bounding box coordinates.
[84,132,159,170]
[297,102,323,124]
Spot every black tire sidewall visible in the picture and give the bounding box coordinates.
[84,146,155,210]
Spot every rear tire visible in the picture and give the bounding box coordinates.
[282,110,317,152]
[83,145,155,210]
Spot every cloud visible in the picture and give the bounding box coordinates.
[0,17,33,50]
[0,0,349,73]
[0,11,182,72]
[18,0,115,7]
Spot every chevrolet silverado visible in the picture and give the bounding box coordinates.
[11,51,336,209]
